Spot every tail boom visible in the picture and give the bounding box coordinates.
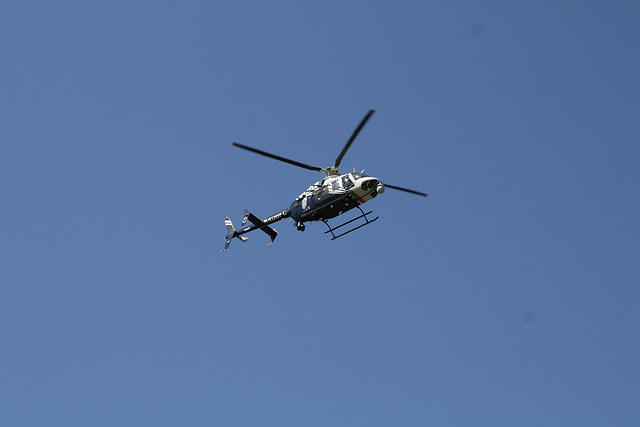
[221,209,290,252]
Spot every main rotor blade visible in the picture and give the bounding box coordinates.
[384,183,429,197]
[232,142,323,172]
[334,109,376,168]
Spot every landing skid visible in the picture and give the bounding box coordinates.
[322,206,379,240]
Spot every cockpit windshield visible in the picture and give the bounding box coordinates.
[342,175,355,189]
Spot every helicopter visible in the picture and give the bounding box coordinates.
[222,109,428,252]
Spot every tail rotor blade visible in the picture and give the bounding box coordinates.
[334,109,375,168]
[384,183,429,197]
[232,142,323,172]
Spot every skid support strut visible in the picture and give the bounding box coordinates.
[322,206,379,240]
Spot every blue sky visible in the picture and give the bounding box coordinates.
[2,1,639,425]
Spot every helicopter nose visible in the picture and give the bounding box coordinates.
[360,179,379,191]
[358,178,385,198]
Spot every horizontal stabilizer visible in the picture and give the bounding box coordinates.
[244,210,278,245]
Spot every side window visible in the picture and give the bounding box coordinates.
[342,176,354,189]
[315,186,328,200]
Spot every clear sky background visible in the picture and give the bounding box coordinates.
[2,1,639,426]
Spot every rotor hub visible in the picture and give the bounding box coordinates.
[322,166,340,176]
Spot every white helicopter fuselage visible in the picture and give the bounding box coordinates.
[288,172,385,227]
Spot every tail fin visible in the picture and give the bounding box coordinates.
[221,216,248,253]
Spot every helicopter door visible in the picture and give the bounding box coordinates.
[314,186,328,201]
